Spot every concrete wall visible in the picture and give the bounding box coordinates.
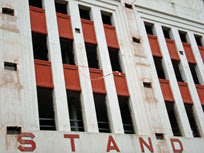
[0,0,203,152]
[1,131,204,153]
[127,0,204,22]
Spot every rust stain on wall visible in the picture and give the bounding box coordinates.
[6,135,18,151]
[156,140,170,153]
[0,69,23,90]
[0,14,19,33]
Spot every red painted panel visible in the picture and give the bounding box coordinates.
[57,13,73,40]
[90,68,106,94]
[166,39,180,61]
[196,84,204,105]
[148,34,162,57]
[159,79,174,102]
[104,24,119,49]
[81,19,97,45]
[34,59,53,88]
[178,82,193,104]
[182,43,196,64]
[30,6,47,34]
[198,46,204,63]
[113,72,129,97]
[63,64,81,91]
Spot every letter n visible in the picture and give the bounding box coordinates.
[139,137,154,152]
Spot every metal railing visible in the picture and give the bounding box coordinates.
[39,118,56,130]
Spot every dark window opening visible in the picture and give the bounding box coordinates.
[153,56,166,79]
[2,8,14,16]
[79,8,90,20]
[162,28,171,39]
[85,44,99,69]
[165,102,181,136]
[195,35,203,46]
[202,105,204,112]
[32,33,48,61]
[179,51,184,55]
[29,0,42,8]
[75,28,80,33]
[67,91,84,132]
[184,104,200,137]
[189,63,200,84]
[94,94,110,133]
[179,31,187,43]
[37,87,56,131]
[60,38,75,65]
[4,62,17,71]
[7,127,21,135]
[55,1,67,14]
[143,82,152,88]
[118,96,134,134]
[125,3,133,9]
[145,24,154,35]
[132,37,140,43]
[155,133,164,140]
[172,60,184,82]
[108,48,122,72]
[101,13,112,25]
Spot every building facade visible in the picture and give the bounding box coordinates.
[0,0,204,152]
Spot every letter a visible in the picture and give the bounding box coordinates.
[106,136,120,152]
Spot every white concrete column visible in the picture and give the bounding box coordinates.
[68,0,98,133]
[92,7,124,134]
[0,0,40,130]
[187,32,204,84]
[43,0,70,131]
[171,28,204,137]
[132,13,172,136]
[113,6,155,135]
[20,0,40,130]
[113,7,153,135]
[154,23,193,137]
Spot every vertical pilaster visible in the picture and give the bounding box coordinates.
[68,0,98,133]
[92,7,124,134]
[21,0,40,130]
[133,13,168,135]
[117,6,154,135]
[43,0,70,131]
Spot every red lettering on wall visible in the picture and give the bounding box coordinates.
[64,134,80,152]
[106,136,120,152]
[170,138,183,153]
[139,137,154,152]
[17,133,36,152]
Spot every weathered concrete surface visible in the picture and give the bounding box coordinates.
[1,131,204,153]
